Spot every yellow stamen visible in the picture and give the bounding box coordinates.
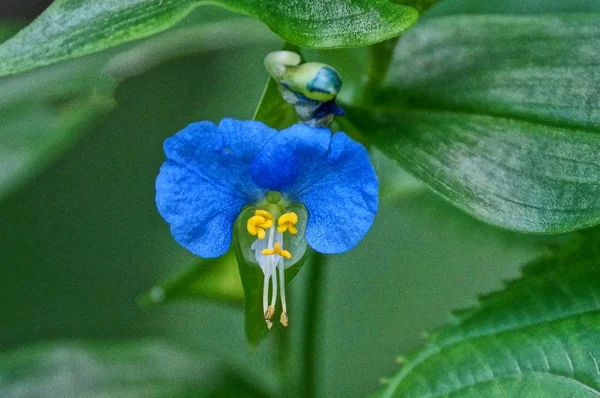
[277,212,299,234]
[262,242,292,259]
[247,215,265,234]
[247,210,274,239]
[255,209,273,221]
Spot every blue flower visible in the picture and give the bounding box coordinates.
[156,118,378,327]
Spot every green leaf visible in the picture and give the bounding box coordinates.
[382,14,600,130]
[0,0,419,77]
[376,229,600,397]
[0,340,268,397]
[252,76,298,129]
[140,252,244,306]
[351,13,600,233]
[426,0,600,18]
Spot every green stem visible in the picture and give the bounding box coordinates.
[357,0,443,105]
[302,252,327,398]
[357,38,397,106]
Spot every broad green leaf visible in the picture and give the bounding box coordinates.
[0,0,419,77]
[140,252,244,306]
[351,13,600,233]
[426,0,600,18]
[376,229,600,397]
[0,340,268,397]
[382,14,600,130]
[350,109,600,233]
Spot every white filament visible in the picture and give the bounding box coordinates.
[252,226,289,326]
[262,271,270,315]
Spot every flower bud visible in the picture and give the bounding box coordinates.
[264,51,344,126]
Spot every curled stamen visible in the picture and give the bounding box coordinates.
[247,210,274,239]
[255,209,274,221]
[277,212,299,234]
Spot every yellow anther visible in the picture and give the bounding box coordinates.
[265,305,275,320]
[277,212,299,234]
[257,228,266,240]
[261,242,292,259]
[247,210,274,239]
[279,212,298,225]
[247,215,266,235]
[261,219,274,229]
[255,209,273,221]
[280,249,292,259]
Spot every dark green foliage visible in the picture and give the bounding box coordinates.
[352,13,600,233]
[0,0,418,76]
[377,230,600,397]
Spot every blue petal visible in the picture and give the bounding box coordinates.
[156,119,276,257]
[314,100,345,118]
[251,124,378,254]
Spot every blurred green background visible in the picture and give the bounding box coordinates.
[0,1,553,396]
